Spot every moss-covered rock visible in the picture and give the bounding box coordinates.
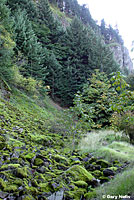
[73,180,88,188]
[65,188,87,200]
[34,158,44,166]
[16,167,28,178]
[4,184,18,192]
[52,155,69,165]
[96,159,110,168]
[0,136,6,150]
[25,153,36,161]
[109,166,118,171]
[84,191,96,200]
[66,165,95,183]
[19,196,34,200]
[99,176,110,183]
[0,178,6,189]
[38,182,53,193]
[0,164,20,171]
[14,178,23,186]
[92,170,102,177]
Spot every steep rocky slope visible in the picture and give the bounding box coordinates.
[0,89,128,200]
[110,44,133,73]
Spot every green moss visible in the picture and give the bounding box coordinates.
[0,164,20,170]
[66,165,94,183]
[25,186,38,195]
[34,158,44,166]
[16,167,28,178]
[14,178,23,186]
[22,196,33,200]
[84,191,96,200]
[96,159,110,168]
[25,153,36,160]
[0,178,6,189]
[73,180,88,188]
[38,182,53,193]
[71,160,81,165]
[109,167,118,171]
[66,188,87,200]
[36,174,46,182]
[0,136,6,150]
[92,170,102,177]
[99,176,110,182]
[52,155,69,165]
[4,184,18,192]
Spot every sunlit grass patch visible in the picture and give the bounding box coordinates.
[96,141,134,162]
[79,130,125,153]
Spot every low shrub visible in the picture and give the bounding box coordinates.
[111,111,134,143]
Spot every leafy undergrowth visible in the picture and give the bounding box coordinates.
[0,89,129,200]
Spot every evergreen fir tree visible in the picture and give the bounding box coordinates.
[37,0,64,45]
[0,0,15,82]
[13,9,47,80]
[6,0,37,21]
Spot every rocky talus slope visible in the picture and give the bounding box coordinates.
[0,90,127,200]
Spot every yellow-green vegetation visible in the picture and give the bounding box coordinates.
[96,166,134,199]
[1,87,128,199]
[79,130,126,153]
[66,165,94,182]
[79,129,134,163]
[0,25,15,49]
[50,4,72,24]
[10,89,56,121]
[96,141,134,163]
[79,129,134,199]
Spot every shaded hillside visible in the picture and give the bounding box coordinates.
[2,0,132,106]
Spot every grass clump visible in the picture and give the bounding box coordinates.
[96,141,134,163]
[96,166,134,199]
[79,130,125,153]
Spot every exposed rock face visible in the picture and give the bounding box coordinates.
[110,44,133,73]
[123,47,133,73]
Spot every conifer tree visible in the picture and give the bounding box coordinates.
[57,17,119,105]
[6,0,37,21]
[57,18,94,105]
[0,0,15,82]
[13,9,47,80]
[37,0,63,45]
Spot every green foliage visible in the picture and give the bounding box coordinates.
[0,0,15,82]
[110,72,134,143]
[38,0,64,45]
[126,73,134,91]
[73,70,116,129]
[56,17,119,105]
[79,130,126,153]
[6,0,38,21]
[96,166,134,199]
[13,9,47,80]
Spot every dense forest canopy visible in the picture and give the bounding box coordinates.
[0,0,132,105]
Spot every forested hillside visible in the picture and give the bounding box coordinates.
[1,0,133,106]
[1,0,134,199]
